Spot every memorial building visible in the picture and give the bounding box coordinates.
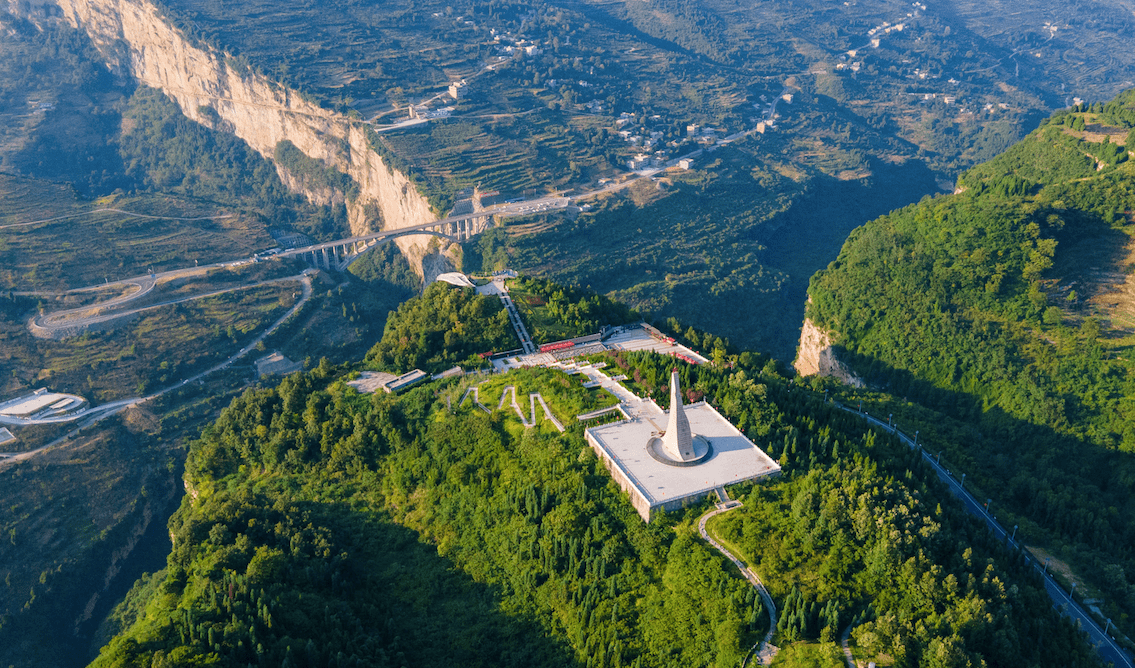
[585,370,781,521]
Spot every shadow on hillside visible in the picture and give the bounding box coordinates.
[317,511,584,668]
[826,345,1135,572]
[0,418,176,668]
[501,155,943,362]
[149,491,581,668]
[758,158,943,358]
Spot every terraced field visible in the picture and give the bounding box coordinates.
[0,174,275,291]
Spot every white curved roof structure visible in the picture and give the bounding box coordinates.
[436,272,475,288]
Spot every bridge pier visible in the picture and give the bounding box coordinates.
[283,219,496,271]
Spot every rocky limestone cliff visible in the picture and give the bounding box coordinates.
[10,0,452,276]
[794,317,864,387]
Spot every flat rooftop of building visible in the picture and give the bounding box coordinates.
[0,391,79,417]
[587,401,780,508]
[384,369,428,393]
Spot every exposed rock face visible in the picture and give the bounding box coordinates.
[794,317,864,388]
[10,0,452,276]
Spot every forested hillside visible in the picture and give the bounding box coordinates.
[364,281,515,372]
[806,88,1135,645]
[0,16,419,668]
[87,284,1100,667]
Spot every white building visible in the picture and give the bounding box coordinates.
[585,372,780,521]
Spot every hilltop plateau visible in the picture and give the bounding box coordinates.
[79,283,1104,668]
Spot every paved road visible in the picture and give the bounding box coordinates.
[18,276,156,305]
[840,624,856,668]
[141,272,314,397]
[0,273,313,462]
[32,275,306,337]
[698,505,779,667]
[0,207,234,231]
[840,403,1134,668]
[27,264,233,332]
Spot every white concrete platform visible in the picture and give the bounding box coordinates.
[586,401,780,521]
[568,363,779,521]
[347,371,397,393]
[602,328,709,363]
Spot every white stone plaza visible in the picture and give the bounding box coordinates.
[584,370,780,521]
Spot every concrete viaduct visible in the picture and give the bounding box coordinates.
[279,211,492,272]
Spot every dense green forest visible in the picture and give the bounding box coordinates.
[364,282,515,372]
[716,460,1095,667]
[806,91,1135,643]
[0,19,424,668]
[506,275,640,344]
[87,284,1101,667]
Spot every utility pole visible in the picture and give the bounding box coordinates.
[1104,618,1112,636]
[1044,557,1050,574]
[914,430,919,446]
[960,473,966,488]
[1070,582,1077,598]
[1010,525,1017,542]
[888,413,892,426]
[937,450,942,465]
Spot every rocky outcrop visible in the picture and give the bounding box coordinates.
[10,0,452,276]
[794,317,864,387]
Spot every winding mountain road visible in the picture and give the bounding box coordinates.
[0,272,313,465]
[839,402,1134,668]
[841,624,856,667]
[31,275,307,338]
[0,208,235,231]
[697,504,779,667]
